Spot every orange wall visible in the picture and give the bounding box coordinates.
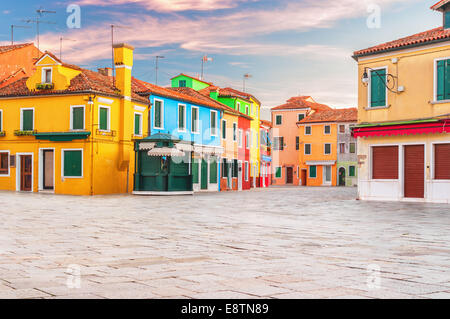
[0,45,42,88]
[298,122,338,186]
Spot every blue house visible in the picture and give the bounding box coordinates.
[132,78,224,192]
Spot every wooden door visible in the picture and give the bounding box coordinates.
[435,144,450,179]
[201,158,208,190]
[20,155,32,192]
[301,169,307,186]
[43,150,54,190]
[238,161,242,191]
[286,167,293,184]
[404,145,424,198]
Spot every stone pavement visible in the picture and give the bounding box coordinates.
[0,187,449,299]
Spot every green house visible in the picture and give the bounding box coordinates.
[133,133,194,195]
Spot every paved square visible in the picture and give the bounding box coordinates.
[1,187,449,299]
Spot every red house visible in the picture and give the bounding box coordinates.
[238,116,252,190]
[259,120,272,188]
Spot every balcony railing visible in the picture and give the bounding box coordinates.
[96,129,116,137]
[36,83,54,90]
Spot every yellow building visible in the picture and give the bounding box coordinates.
[0,44,149,195]
[352,3,450,203]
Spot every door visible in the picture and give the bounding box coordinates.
[20,155,32,192]
[201,158,208,190]
[338,167,346,186]
[238,161,242,191]
[43,150,54,190]
[286,167,293,184]
[404,145,424,198]
[301,169,307,186]
[227,160,232,189]
[323,166,332,185]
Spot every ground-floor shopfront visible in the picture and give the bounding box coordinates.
[355,134,450,203]
[299,161,337,187]
[337,161,358,187]
[259,156,272,188]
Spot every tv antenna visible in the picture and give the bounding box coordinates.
[59,37,77,60]
[243,73,252,92]
[10,25,31,45]
[23,7,56,52]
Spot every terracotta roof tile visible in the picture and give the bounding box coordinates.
[353,27,450,58]
[272,96,331,112]
[298,108,357,124]
[0,43,34,54]
[218,87,260,104]
[431,0,450,11]
[260,119,272,128]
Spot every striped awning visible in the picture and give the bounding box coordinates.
[306,161,336,166]
[147,147,185,157]
[353,120,450,138]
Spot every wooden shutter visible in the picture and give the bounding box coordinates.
[404,145,424,198]
[309,165,316,178]
[349,166,355,177]
[435,144,450,180]
[72,107,84,130]
[22,110,33,131]
[191,108,197,132]
[211,112,216,135]
[446,59,450,100]
[296,136,299,150]
[280,137,284,151]
[437,60,445,101]
[134,114,141,135]
[275,167,281,178]
[64,150,82,177]
[209,158,217,183]
[178,105,184,130]
[233,159,238,178]
[222,120,226,139]
[372,146,398,179]
[0,153,8,174]
[99,108,108,130]
[155,102,161,128]
[371,69,386,107]
[192,159,199,183]
[276,115,282,125]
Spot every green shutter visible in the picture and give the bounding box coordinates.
[192,158,199,183]
[209,158,218,183]
[222,121,226,139]
[211,112,216,135]
[445,59,450,100]
[134,114,141,135]
[22,109,33,131]
[99,108,108,130]
[191,108,198,132]
[178,105,184,130]
[233,159,238,178]
[349,166,356,177]
[446,11,450,29]
[437,60,445,101]
[64,150,82,177]
[350,143,356,153]
[310,165,316,178]
[155,102,161,128]
[275,167,281,178]
[276,115,282,125]
[370,69,386,107]
[72,107,84,130]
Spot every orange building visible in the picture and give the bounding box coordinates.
[0,43,41,88]
[271,96,331,185]
[297,108,357,187]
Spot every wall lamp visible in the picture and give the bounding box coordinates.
[361,67,401,93]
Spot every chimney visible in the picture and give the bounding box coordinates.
[209,88,219,100]
[113,43,134,97]
[98,67,113,77]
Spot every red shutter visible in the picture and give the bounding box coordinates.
[404,145,424,198]
[435,144,450,180]
[372,146,398,179]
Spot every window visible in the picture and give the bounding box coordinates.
[233,123,237,142]
[21,108,34,131]
[222,119,227,139]
[62,150,83,178]
[339,143,346,154]
[191,107,199,133]
[436,58,450,101]
[275,166,281,179]
[273,137,284,151]
[275,115,282,125]
[324,125,331,134]
[349,166,356,177]
[178,104,186,131]
[309,165,317,178]
[210,158,218,184]
[372,146,399,179]
[237,102,241,111]
[446,11,450,29]
[245,105,249,115]
[339,125,346,133]
[238,129,243,147]
[370,68,387,107]
[154,99,163,129]
[350,143,356,154]
[298,114,305,122]
[210,111,217,136]
[0,109,3,132]
[42,68,52,84]
[0,152,9,175]
[304,143,311,155]
[296,136,300,150]
[324,143,331,155]
[305,126,311,135]
[99,106,110,131]
[222,158,228,178]
[134,113,142,136]
[232,159,238,178]
[245,161,249,181]
[71,106,85,130]
[179,80,187,87]
[246,131,250,149]
[434,144,450,180]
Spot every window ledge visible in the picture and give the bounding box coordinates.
[364,105,390,110]
[429,100,450,105]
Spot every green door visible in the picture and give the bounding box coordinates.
[201,159,208,190]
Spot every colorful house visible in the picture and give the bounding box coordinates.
[297,108,357,187]
[0,43,149,195]
[259,119,272,187]
[238,113,252,190]
[352,2,450,203]
[271,96,331,185]
[0,43,42,88]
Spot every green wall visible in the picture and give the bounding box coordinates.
[171,75,210,91]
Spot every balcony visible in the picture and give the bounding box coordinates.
[36,83,54,90]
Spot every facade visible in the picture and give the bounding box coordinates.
[271,96,331,186]
[297,108,357,187]
[259,119,272,187]
[337,121,358,187]
[220,111,239,191]
[238,114,252,190]
[0,43,42,88]
[352,3,450,203]
[0,44,149,195]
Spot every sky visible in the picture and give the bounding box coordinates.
[0,0,444,119]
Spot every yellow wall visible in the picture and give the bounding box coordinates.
[357,44,450,124]
[222,112,238,160]
[249,98,260,179]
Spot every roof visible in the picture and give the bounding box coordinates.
[260,119,272,128]
[353,27,450,58]
[298,108,357,124]
[218,87,260,105]
[272,96,331,112]
[431,0,450,11]
[170,73,213,86]
[0,43,34,54]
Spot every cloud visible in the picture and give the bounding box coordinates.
[76,0,249,12]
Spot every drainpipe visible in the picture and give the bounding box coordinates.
[88,94,96,195]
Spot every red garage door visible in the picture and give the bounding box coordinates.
[372,146,398,179]
[435,144,450,180]
[404,145,424,198]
